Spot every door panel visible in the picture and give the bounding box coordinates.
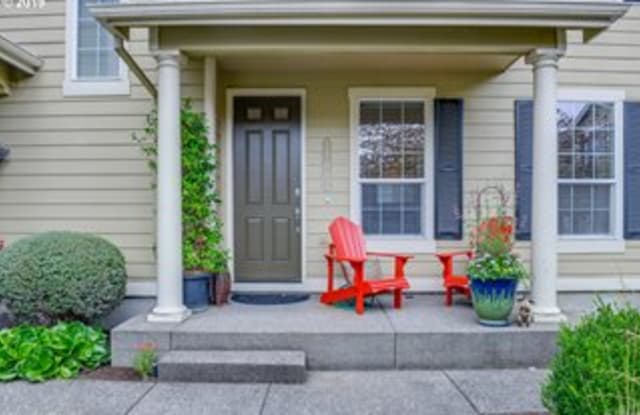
[233,96,302,283]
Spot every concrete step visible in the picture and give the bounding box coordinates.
[157,350,307,383]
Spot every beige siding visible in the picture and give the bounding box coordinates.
[1,2,639,290]
[0,0,203,283]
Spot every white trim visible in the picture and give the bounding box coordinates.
[91,1,630,40]
[348,87,436,253]
[0,34,41,76]
[64,0,130,97]
[556,88,625,253]
[224,88,308,288]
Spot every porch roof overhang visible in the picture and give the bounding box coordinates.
[0,34,42,97]
[91,0,630,40]
[90,0,630,99]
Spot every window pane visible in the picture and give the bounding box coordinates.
[76,0,119,80]
[358,100,425,179]
[382,154,402,178]
[559,185,571,209]
[574,155,594,178]
[558,129,573,152]
[595,103,614,129]
[595,130,613,152]
[593,211,610,234]
[558,155,573,178]
[594,185,610,209]
[595,155,613,179]
[575,129,593,153]
[361,183,422,236]
[557,184,612,235]
[575,103,594,128]
[404,153,424,178]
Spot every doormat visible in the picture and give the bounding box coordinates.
[231,293,310,305]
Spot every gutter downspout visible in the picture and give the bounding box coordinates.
[114,38,157,100]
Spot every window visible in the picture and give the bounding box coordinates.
[349,88,435,251]
[556,92,624,247]
[64,0,129,95]
[76,0,119,79]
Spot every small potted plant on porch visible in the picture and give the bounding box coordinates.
[467,186,528,326]
[134,100,229,312]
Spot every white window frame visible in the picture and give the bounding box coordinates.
[557,88,625,254]
[63,0,129,96]
[349,87,436,253]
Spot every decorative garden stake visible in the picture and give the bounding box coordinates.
[467,186,528,326]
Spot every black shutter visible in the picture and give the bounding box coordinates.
[434,99,463,240]
[515,100,534,241]
[624,102,640,239]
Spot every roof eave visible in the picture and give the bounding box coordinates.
[0,34,42,77]
[90,0,631,41]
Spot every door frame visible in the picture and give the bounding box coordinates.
[224,88,307,291]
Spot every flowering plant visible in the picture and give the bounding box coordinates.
[467,186,528,282]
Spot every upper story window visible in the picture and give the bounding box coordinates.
[557,98,623,240]
[64,0,129,96]
[76,0,119,79]
[349,88,435,252]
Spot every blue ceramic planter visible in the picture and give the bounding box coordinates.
[183,272,212,313]
[470,278,517,326]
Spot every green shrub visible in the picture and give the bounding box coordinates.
[0,232,126,325]
[0,322,109,382]
[542,301,640,415]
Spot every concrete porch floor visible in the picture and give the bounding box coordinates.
[111,292,640,370]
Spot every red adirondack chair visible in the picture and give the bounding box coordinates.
[320,217,412,315]
[435,250,473,306]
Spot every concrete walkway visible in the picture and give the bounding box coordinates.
[0,369,548,415]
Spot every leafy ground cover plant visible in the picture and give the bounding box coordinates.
[0,231,126,325]
[0,322,109,382]
[133,100,229,273]
[133,342,157,380]
[543,301,640,415]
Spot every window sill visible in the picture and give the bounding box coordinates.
[366,238,436,254]
[558,239,626,254]
[63,78,130,97]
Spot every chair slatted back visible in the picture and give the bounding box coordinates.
[328,217,367,261]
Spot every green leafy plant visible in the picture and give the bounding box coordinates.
[543,301,640,415]
[133,341,156,380]
[467,253,528,282]
[133,100,229,273]
[0,232,126,325]
[467,186,528,282]
[0,322,109,382]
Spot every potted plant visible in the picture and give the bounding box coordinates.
[467,186,528,326]
[134,100,229,312]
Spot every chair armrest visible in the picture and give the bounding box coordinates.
[324,253,366,264]
[436,250,473,260]
[367,251,414,260]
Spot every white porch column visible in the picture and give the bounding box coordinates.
[148,52,191,323]
[526,49,566,323]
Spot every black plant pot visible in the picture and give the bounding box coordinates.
[183,271,213,313]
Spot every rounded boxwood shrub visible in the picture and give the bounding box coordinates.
[542,301,640,415]
[0,232,127,325]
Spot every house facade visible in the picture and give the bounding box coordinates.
[0,0,639,322]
